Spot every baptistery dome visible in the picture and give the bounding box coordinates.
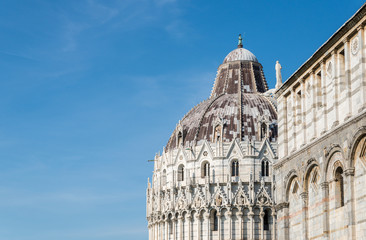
[165,39,277,151]
[147,36,278,240]
[223,47,258,63]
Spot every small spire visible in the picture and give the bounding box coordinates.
[238,34,243,48]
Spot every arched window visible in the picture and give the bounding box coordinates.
[311,169,319,192]
[292,180,299,200]
[335,167,344,208]
[168,214,172,233]
[178,165,184,182]
[201,162,210,178]
[264,209,270,230]
[231,160,239,177]
[162,169,167,185]
[177,131,183,147]
[211,210,218,231]
[261,160,269,177]
[214,125,222,142]
[261,123,267,140]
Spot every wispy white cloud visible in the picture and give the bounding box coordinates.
[60,0,120,52]
[165,19,191,39]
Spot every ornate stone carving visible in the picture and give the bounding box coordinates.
[216,195,223,206]
[351,36,359,55]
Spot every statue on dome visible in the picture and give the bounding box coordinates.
[275,60,282,90]
[238,34,243,48]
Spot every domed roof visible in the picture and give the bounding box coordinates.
[223,48,258,64]
[165,93,277,151]
[164,36,276,152]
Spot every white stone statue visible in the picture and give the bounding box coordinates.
[275,60,282,89]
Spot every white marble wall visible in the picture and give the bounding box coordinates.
[275,12,366,240]
[147,138,277,240]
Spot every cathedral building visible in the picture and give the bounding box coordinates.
[146,3,366,240]
[275,4,366,240]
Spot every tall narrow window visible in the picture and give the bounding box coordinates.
[178,165,184,182]
[202,162,210,178]
[231,160,239,177]
[339,50,345,85]
[264,209,270,231]
[316,71,322,109]
[335,167,344,208]
[211,210,218,231]
[162,169,167,185]
[177,132,183,147]
[261,160,269,177]
[214,125,222,142]
[297,90,302,123]
[261,123,267,140]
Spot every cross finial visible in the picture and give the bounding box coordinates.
[238,34,243,48]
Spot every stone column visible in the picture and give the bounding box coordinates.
[272,208,277,240]
[300,79,306,146]
[238,210,244,240]
[284,204,289,240]
[344,168,356,240]
[205,212,211,240]
[274,203,289,240]
[281,95,289,157]
[300,192,308,240]
[217,212,222,240]
[166,220,169,240]
[187,213,192,240]
[151,221,156,240]
[156,221,159,240]
[148,223,152,240]
[249,207,255,240]
[160,220,163,240]
[358,25,366,112]
[320,60,327,135]
[172,216,176,240]
[196,214,202,240]
[259,207,264,240]
[331,50,339,128]
[344,39,352,120]
[320,182,329,240]
[310,70,317,141]
[291,89,297,152]
[227,210,232,240]
[178,215,183,240]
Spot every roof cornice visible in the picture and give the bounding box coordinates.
[276,3,366,97]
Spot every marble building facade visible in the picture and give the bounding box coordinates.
[275,4,366,240]
[146,3,366,240]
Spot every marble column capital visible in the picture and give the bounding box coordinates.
[320,181,329,189]
[343,38,350,44]
[299,191,308,199]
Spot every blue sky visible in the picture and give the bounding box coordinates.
[0,0,364,239]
